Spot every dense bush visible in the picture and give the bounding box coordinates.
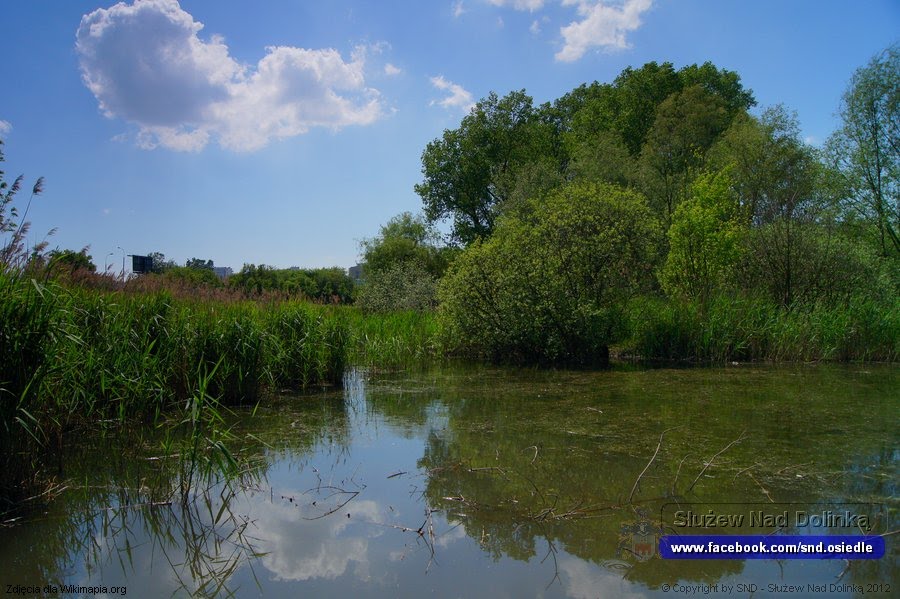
[355,261,438,314]
[439,182,662,364]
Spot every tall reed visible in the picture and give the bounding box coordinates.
[0,276,354,510]
[622,294,899,363]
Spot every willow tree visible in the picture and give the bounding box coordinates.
[827,44,899,257]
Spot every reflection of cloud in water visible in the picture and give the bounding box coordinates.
[254,497,388,582]
[559,556,648,599]
[434,521,468,548]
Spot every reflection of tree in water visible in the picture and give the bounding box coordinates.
[814,443,899,590]
[419,425,740,587]
[404,365,898,589]
[0,390,352,596]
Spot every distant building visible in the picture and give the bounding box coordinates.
[348,264,364,282]
[213,266,233,281]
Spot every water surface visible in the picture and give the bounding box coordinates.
[1,364,896,597]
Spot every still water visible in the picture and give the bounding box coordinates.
[1,364,897,597]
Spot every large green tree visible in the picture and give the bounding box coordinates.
[639,85,731,223]
[563,61,753,158]
[415,90,560,245]
[827,44,899,257]
[712,107,843,306]
[417,63,754,246]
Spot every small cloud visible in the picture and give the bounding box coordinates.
[556,0,653,62]
[804,135,820,146]
[530,19,541,34]
[488,0,546,11]
[452,1,466,18]
[497,16,505,27]
[429,75,475,113]
[102,208,111,216]
[76,0,385,152]
[384,63,402,76]
[0,120,11,136]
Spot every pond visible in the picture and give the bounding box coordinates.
[1,364,897,597]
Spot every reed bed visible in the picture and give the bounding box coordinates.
[621,294,900,363]
[343,308,441,369]
[0,272,351,509]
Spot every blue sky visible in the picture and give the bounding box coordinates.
[1,1,897,272]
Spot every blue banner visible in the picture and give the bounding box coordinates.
[659,535,885,559]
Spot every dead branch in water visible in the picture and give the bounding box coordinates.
[672,453,692,496]
[300,486,359,520]
[686,431,746,493]
[748,472,774,503]
[629,426,683,503]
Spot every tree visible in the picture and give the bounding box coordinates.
[563,61,754,158]
[608,61,683,156]
[660,170,746,304]
[677,61,757,122]
[186,257,214,270]
[439,182,662,363]
[359,212,450,278]
[639,85,730,224]
[417,64,754,246]
[826,44,899,257]
[226,264,354,302]
[146,251,177,273]
[565,130,635,188]
[356,212,453,312]
[415,90,560,245]
[48,248,96,273]
[163,266,221,287]
[713,107,834,306]
[355,261,437,314]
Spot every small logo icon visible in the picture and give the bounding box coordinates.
[617,509,664,562]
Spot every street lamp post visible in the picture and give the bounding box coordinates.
[104,251,114,273]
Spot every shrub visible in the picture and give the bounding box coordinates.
[439,182,662,364]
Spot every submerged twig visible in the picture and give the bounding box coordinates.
[672,453,693,496]
[686,431,746,493]
[748,472,774,503]
[629,426,683,503]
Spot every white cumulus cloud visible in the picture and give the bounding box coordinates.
[556,0,653,62]
[0,120,11,137]
[429,76,475,114]
[384,63,402,76]
[76,0,384,152]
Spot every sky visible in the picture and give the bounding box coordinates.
[1,0,897,273]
